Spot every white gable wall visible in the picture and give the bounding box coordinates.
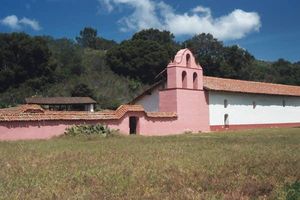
[135,86,162,112]
[209,91,300,125]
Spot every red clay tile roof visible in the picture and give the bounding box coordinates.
[114,104,144,118]
[0,104,177,122]
[25,97,96,105]
[114,105,177,118]
[203,76,300,97]
[132,76,300,102]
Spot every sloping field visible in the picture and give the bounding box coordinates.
[0,128,299,199]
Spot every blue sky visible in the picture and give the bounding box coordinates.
[0,0,299,62]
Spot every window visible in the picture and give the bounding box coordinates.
[182,71,187,88]
[283,99,286,107]
[253,101,256,109]
[193,72,198,89]
[186,54,191,67]
[224,99,228,108]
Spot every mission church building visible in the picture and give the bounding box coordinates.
[132,49,300,131]
[1,48,300,140]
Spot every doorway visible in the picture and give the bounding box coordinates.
[129,116,138,134]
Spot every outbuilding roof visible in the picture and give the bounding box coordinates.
[25,97,97,105]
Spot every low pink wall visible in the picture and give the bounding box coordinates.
[0,121,73,140]
[0,118,130,141]
[115,112,179,136]
[139,116,183,136]
[0,112,183,140]
[103,117,129,134]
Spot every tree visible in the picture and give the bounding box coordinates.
[270,58,295,84]
[106,29,180,83]
[184,33,255,80]
[46,37,84,78]
[184,33,225,76]
[76,27,117,50]
[0,32,54,92]
[132,28,179,60]
[71,83,94,98]
[221,45,255,79]
[76,27,98,49]
[95,38,117,50]
[132,28,175,44]
[293,62,300,85]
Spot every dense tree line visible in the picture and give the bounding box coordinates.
[106,30,300,85]
[0,27,299,108]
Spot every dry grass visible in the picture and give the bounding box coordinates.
[0,128,299,199]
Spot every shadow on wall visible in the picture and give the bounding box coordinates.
[209,92,300,107]
[1,120,82,129]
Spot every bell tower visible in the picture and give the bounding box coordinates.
[166,49,203,90]
[159,49,210,132]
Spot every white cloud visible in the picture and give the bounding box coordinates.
[19,17,41,31]
[98,0,162,31]
[99,0,114,12]
[0,15,41,31]
[1,15,21,29]
[191,6,211,15]
[98,0,261,40]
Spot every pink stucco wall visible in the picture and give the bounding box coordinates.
[0,113,176,140]
[158,88,210,134]
[0,118,132,141]
[0,121,73,140]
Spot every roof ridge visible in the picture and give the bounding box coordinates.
[203,76,300,88]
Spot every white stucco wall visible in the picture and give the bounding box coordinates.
[135,85,162,112]
[209,91,300,125]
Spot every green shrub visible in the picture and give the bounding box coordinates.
[64,124,114,137]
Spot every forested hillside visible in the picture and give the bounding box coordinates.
[0,28,145,109]
[0,28,299,109]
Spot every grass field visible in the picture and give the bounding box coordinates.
[0,128,299,199]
